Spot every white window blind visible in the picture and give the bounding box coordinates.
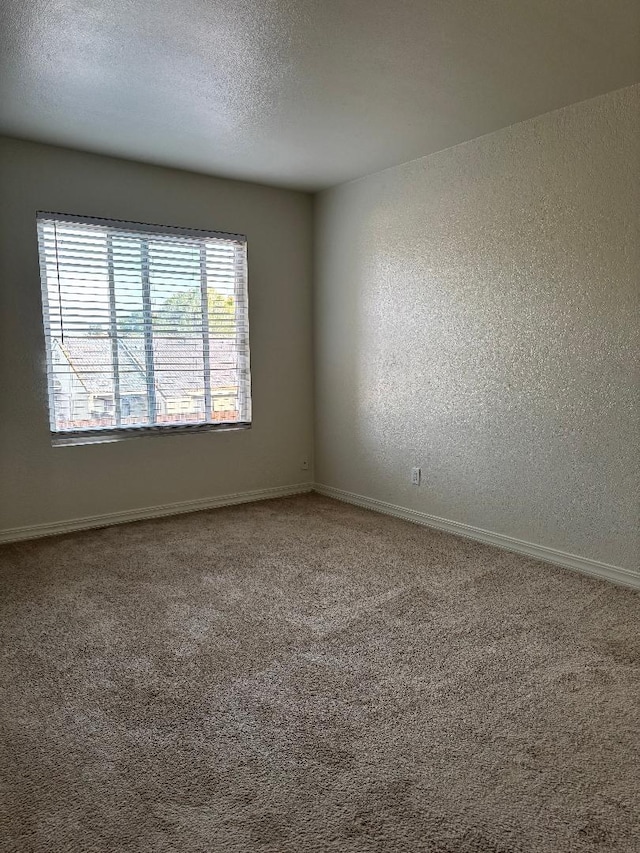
[36,213,251,445]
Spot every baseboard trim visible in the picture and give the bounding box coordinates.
[0,484,313,544]
[313,484,640,590]
[3,482,637,590]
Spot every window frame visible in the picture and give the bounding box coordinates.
[36,212,252,447]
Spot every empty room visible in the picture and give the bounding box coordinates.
[0,2,638,851]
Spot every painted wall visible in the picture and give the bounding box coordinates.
[0,138,314,531]
[314,85,639,573]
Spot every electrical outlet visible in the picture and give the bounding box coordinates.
[411,467,421,486]
[301,458,309,471]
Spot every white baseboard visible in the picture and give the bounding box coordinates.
[313,484,640,590]
[0,483,313,544]
[3,481,637,591]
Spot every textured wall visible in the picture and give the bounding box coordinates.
[314,85,639,572]
[0,138,314,531]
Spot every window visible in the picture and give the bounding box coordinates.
[36,213,251,445]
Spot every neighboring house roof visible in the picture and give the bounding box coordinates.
[125,338,237,395]
[57,337,147,395]
[55,337,237,397]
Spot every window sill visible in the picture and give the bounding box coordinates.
[51,421,252,447]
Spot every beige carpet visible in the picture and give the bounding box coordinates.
[0,494,638,853]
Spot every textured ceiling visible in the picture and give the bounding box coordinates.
[1,0,639,190]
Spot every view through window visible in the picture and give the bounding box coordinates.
[36,213,251,443]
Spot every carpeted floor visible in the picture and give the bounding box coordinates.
[0,494,638,853]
